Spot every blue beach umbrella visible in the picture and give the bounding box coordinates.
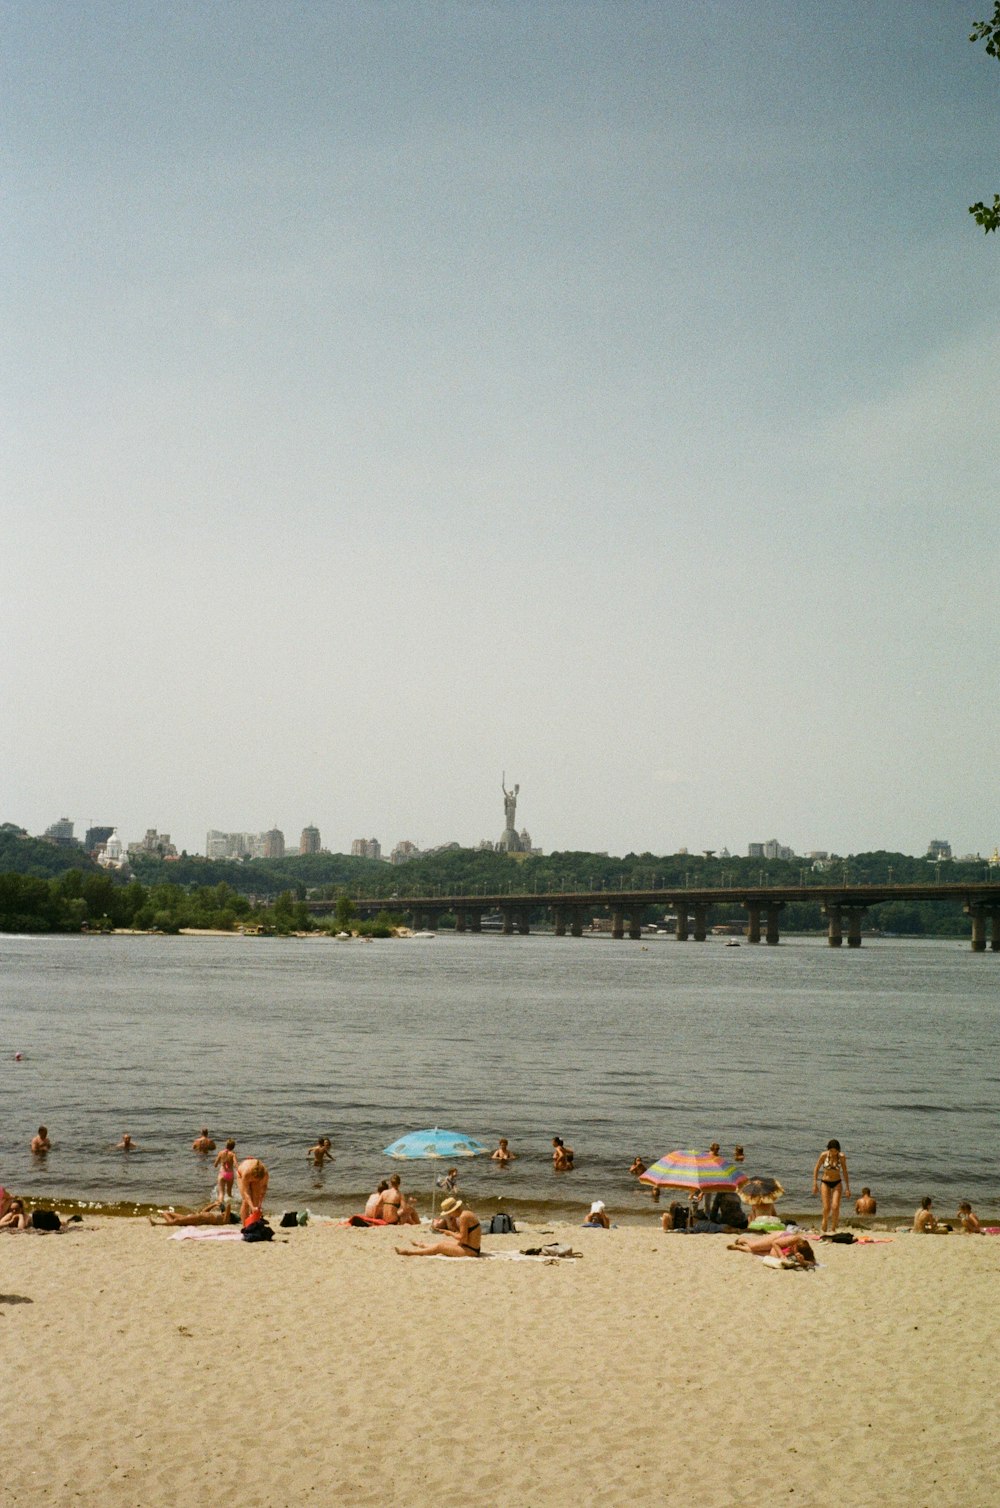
[383,1127,489,1218]
[384,1128,489,1161]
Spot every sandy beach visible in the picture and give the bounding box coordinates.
[1,1218,997,1507]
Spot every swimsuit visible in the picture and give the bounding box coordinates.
[458,1221,482,1255]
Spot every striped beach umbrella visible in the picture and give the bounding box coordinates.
[639,1148,748,1194]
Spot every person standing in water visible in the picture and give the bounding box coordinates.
[214,1140,237,1206]
[812,1138,851,1234]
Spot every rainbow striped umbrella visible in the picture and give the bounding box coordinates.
[639,1148,748,1194]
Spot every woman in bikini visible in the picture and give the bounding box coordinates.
[214,1140,238,1207]
[236,1156,269,1223]
[396,1202,482,1258]
[812,1138,851,1234]
[728,1231,817,1267]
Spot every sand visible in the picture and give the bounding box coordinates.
[1,1218,997,1507]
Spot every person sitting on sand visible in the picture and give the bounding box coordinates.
[31,1126,51,1155]
[914,1196,940,1233]
[583,1200,610,1228]
[728,1231,817,1267]
[116,1133,136,1151]
[399,1189,420,1225]
[192,1128,216,1153]
[662,1201,690,1232]
[0,1198,29,1230]
[492,1138,515,1165]
[957,1201,982,1234]
[380,1174,405,1225]
[149,1199,239,1227]
[237,1157,269,1223]
[365,1181,390,1220]
[214,1140,237,1205]
[855,1187,876,1215]
[552,1137,574,1171]
[431,1195,462,1232]
[629,1156,647,1177]
[397,1201,482,1258]
[308,1137,334,1168]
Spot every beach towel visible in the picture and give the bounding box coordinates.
[168,1228,244,1241]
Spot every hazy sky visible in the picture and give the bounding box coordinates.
[3,1,998,859]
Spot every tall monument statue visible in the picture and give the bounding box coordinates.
[500,774,522,853]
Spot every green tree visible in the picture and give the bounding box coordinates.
[970,5,1000,230]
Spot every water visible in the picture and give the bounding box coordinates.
[1,932,997,1220]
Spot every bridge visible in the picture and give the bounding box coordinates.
[306,883,1000,950]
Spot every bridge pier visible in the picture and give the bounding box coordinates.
[824,904,843,947]
[628,909,643,940]
[553,905,567,937]
[455,909,467,933]
[675,906,689,941]
[846,907,865,947]
[693,903,708,942]
[501,907,514,936]
[469,909,482,933]
[745,905,760,944]
[570,907,584,937]
[517,907,530,936]
[611,908,624,940]
[992,910,1000,952]
[766,903,784,945]
[966,904,987,952]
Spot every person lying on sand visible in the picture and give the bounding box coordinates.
[149,1199,238,1227]
[728,1232,817,1267]
[583,1200,610,1228]
[397,1202,482,1258]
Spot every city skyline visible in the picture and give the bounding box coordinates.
[4,4,998,859]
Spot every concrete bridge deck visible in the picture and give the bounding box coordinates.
[306,884,1000,949]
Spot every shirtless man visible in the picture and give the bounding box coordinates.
[31,1126,51,1155]
[149,1199,237,1227]
[192,1128,216,1153]
[855,1187,877,1215]
[552,1137,574,1171]
[913,1196,938,1233]
[397,1201,482,1258]
[237,1157,269,1223]
[492,1139,515,1166]
[116,1133,136,1151]
[308,1137,334,1168]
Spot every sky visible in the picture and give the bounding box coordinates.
[3,1,999,860]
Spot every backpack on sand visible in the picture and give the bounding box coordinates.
[488,1212,516,1234]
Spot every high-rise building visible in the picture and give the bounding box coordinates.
[43,817,79,847]
[390,840,420,864]
[351,838,382,861]
[300,825,321,855]
[85,825,115,855]
[263,827,285,859]
[927,839,952,860]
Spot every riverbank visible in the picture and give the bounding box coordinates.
[1,1217,996,1507]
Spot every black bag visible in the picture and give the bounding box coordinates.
[29,1208,61,1231]
[242,1217,274,1242]
[827,1231,855,1244]
[279,1211,299,1228]
[488,1211,516,1234]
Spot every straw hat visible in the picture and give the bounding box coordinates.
[439,1197,463,1215]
